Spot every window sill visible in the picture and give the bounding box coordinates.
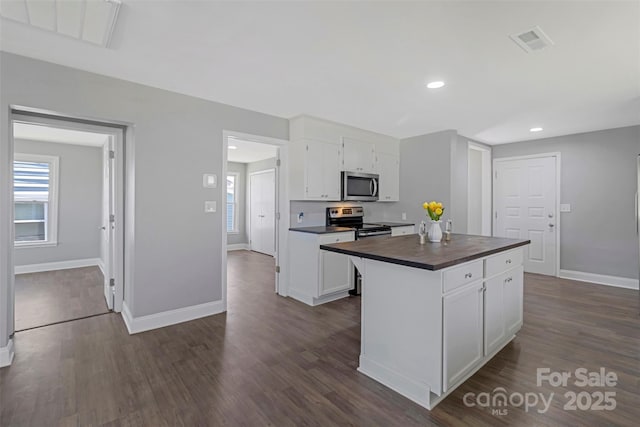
[15,241,58,249]
[227,231,240,235]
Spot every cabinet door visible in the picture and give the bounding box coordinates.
[305,141,326,200]
[504,266,524,336]
[342,137,375,173]
[484,274,506,355]
[319,251,352,296]
[443,280,484,392]
[376,152,400,201]
[322,142,342,200]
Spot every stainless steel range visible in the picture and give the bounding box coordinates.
[326,207,392,295]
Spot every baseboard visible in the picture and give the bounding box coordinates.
[97,259,106,276]
[15,258,102,275]
[121,300,225,334]
[227,243,249,251]
[0,339,15,368]
[559,270,639,290]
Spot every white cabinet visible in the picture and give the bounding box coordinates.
[305,139,341,200]
[443,280,485,392]
[504,266,524,335]
[484,273,506,355]
[289,230,355,305]
[375,152,400,201]
[342,137,375,173]
[484,250,525,355]
[289,116,400,201]
[390,225,415,237]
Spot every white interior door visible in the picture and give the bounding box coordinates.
[494,156,557,275]
[250,170,275,256]
[102,137,115,310]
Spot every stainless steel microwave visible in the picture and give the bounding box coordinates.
[341,171,379,201]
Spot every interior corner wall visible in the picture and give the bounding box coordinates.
[397,130,458,229]
[14,139,102,266]
[227,161,247,245]
[450,135,469,233]
[0,51,289,347]
[492,125,640,279]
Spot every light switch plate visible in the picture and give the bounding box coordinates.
[560,204,571,213]
[205,201,217,213]
[203,174,217,188]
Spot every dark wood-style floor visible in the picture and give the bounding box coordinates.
[1,250,639,426]
[14,267,109,331]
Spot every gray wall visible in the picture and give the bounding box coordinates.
[226,162,247,245]
[14,139,102,266]
[397,130,454,228]
[493,125,640,279]
[246,157,276,176]
[0,51,289,349]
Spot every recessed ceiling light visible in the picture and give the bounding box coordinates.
[529,127,543,132]
[228,145,238,150]
[426,81,445,89]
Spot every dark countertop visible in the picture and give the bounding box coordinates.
[369,222,415,228]
[320,234,530,271]
[289,226,356,234]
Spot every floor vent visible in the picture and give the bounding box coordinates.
[510,26,554,53]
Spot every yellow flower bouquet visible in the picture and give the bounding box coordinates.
[423,201,445,222]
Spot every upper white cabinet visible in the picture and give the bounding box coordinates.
[304,139,341,200]
[289,116,399,201]
[342,137,375,173]
[375,152,400,201]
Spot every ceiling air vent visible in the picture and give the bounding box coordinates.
[510,26,554,53]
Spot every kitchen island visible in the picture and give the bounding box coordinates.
[321,234,530,410]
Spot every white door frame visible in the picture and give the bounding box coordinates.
[493,152,561,277]
[249,168,276,256]
[468,141,492,236]
[10,111,127,311]
[222,131,289,310]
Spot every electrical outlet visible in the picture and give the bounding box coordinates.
[560,204,571,213]
[402,212,407,220]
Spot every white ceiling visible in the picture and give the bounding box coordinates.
[1,1,639,144]
[228,138,278,164]
[13,122,109,147]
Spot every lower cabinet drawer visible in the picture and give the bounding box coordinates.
[443,260,484,294]
[485,248,523,278]
[318,232,355,245]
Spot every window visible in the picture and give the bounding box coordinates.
[14,154,59,247]
[226,174,238,233]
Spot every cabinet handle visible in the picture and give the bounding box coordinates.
[335,238,340,242]
[506,259,512,264]
[464,272,473,279]
[504,277,513,283]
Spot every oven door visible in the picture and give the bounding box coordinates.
[342,172,379,201]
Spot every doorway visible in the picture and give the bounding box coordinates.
[493,153,560,276]
[10,112,125,332]
[467,142,492,236]
[250,169,276,256]
[222,131,289,309]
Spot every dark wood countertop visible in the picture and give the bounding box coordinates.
[320,234,530,271]
[289,226,356,234]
